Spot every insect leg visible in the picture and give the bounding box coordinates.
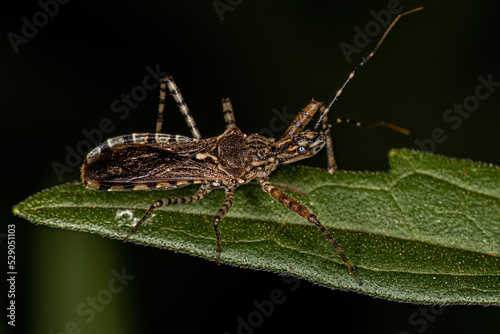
[158,76,202,139]
[260,181,361,285]
[156,76,168,133]
[213,190,235,264]
[122,185,212,242]
[221,98,237,129]
[320,108,337,174]
[280,100,322,139]
[321,111,410,174]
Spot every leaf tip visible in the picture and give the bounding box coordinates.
[12,205,20,215]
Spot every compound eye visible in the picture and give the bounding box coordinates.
[297,146,308,155]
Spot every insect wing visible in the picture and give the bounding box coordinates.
[82,134,227,190]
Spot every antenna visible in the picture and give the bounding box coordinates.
[313,7,423,131]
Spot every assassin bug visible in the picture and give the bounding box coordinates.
[82,7,422,285]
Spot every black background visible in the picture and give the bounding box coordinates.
[2,0,499,333]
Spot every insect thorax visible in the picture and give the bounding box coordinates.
[215,128,279,182]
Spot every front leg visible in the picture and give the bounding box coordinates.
[281,100,322,139]
[323,115,410,173]
[261,181,361,285]
[320,107,337,174]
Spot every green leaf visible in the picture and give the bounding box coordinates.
[13,149,500,305]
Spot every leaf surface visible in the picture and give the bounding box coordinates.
[14,149,500,304]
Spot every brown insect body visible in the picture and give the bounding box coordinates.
[82,127,326,192]
[81,7,422,286]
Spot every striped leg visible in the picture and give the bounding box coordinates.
[261,181,361,285]
[213,190,235,263]
[221,98,237,129]
[281,100,322,139]
[320,109,337,174]
[157,76,202,139]
[123,185,212,242]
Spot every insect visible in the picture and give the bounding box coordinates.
[81,7,422,285]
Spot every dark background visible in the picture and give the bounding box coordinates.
[2,0,499,333]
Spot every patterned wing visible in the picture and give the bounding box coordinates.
[82,134,227,190]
